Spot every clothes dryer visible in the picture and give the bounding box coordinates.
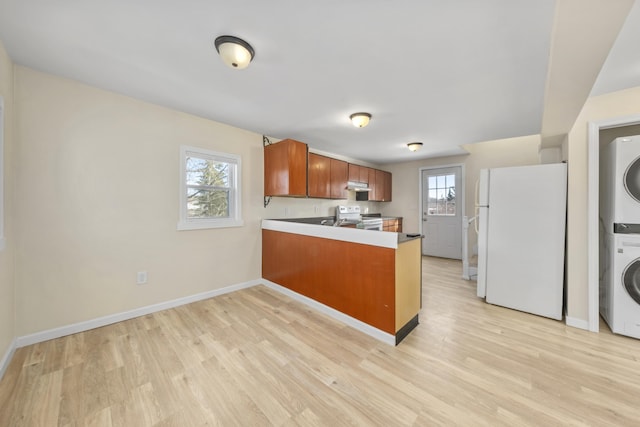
[605,234,640,339]
[600,135,640,234]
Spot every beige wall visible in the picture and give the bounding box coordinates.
[566,86,640,322]
[600,124,640,148]
[0,42,15,360]
[14,67,264,336]
[384,135,541,248]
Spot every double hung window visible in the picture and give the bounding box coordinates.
[178,145,242,230]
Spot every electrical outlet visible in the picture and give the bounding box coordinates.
[314,205,319,214]
[284,207,289,216]
[137,271,148,285]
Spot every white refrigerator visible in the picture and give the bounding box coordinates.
[476,163,567,320]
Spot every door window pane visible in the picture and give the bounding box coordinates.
[427,173,456,216]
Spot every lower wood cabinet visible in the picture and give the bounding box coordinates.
[262,229,420,339]
[383,218,403,232]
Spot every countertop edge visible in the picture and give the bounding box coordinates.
[262,219,399,248]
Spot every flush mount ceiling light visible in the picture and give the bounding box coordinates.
[214,35,255,69]
[407,142,423,152]
[350,112,371,128]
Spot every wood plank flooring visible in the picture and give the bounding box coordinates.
[1,256,640,426]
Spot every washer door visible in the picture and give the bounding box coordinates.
[622,258,640,305]
[624,156,640,202]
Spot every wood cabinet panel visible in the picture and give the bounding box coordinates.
[383,170,392,202]
[262,229,396,334]
[369,169,392,202]
[330,158,349,199]
[383,218,403,232]
[368,168,378,200]
[374,169,385,201]
[360,166,369,184]
[348,164,361,182]
[308,153,331,198]
[264,139,308,197]
[349,164,370,184]
[309,154,348,199]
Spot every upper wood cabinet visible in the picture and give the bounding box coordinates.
[308,153,331,198]
[264,139,308,197]
[330,158,349,199]
[264,138,390,201]
[370,169,392,202]
[308,153,349,199]
[348,164,360,182]
[348,163,370,184]
[382,170,392,202]
[368,167,378,200]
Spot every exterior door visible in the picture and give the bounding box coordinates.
[421,166,462,259]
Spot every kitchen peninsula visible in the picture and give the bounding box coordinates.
[262,219,422,345]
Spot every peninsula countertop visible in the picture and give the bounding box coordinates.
[261,218,421,249]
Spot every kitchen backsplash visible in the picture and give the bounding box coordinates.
[263,194,379,219]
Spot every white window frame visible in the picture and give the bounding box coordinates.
[178,145,243,230]
[0,96,5,250]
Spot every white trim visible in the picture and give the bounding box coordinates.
[178,145,243,231]
[16,279,261,348]
[587,114,640,333]
[418,163,466,259]
[565,315,590,331]
[261,279,396,346]
[15,277,397,348]
[0,337,16,381]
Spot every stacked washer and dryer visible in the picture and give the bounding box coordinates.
[600,136,640,339]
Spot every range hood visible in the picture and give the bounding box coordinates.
[346,181,372,192]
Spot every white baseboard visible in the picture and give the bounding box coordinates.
[565,315,590,331]
[0,337,17,381]
[261,279,396,346]
[16,279,262,348]
[14,276,397,352]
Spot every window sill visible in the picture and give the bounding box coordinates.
[177,219,244,231]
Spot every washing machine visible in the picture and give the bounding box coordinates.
[603,233,640,339]
[600,135,640,235]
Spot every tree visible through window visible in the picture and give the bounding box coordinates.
[186,156,230,219]
[427,174,456,216]
[179,146,243,230]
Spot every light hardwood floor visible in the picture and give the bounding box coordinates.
[1,256,640,426]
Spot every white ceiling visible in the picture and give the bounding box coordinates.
[0,0,636,164]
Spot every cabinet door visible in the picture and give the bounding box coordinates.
[359,166,369,184]
[348,164,360,182]
[368,168,378,201]
[264,139,307,196]
[330,159,349,199]
[308,153,331,198]
[375,169,385,202]
[383,171,392,202]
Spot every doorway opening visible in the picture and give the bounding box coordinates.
[588,115,640,332]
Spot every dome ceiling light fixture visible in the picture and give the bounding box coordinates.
[350,112,372,128]
[407,142,423,152]
[214,35,255,69]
